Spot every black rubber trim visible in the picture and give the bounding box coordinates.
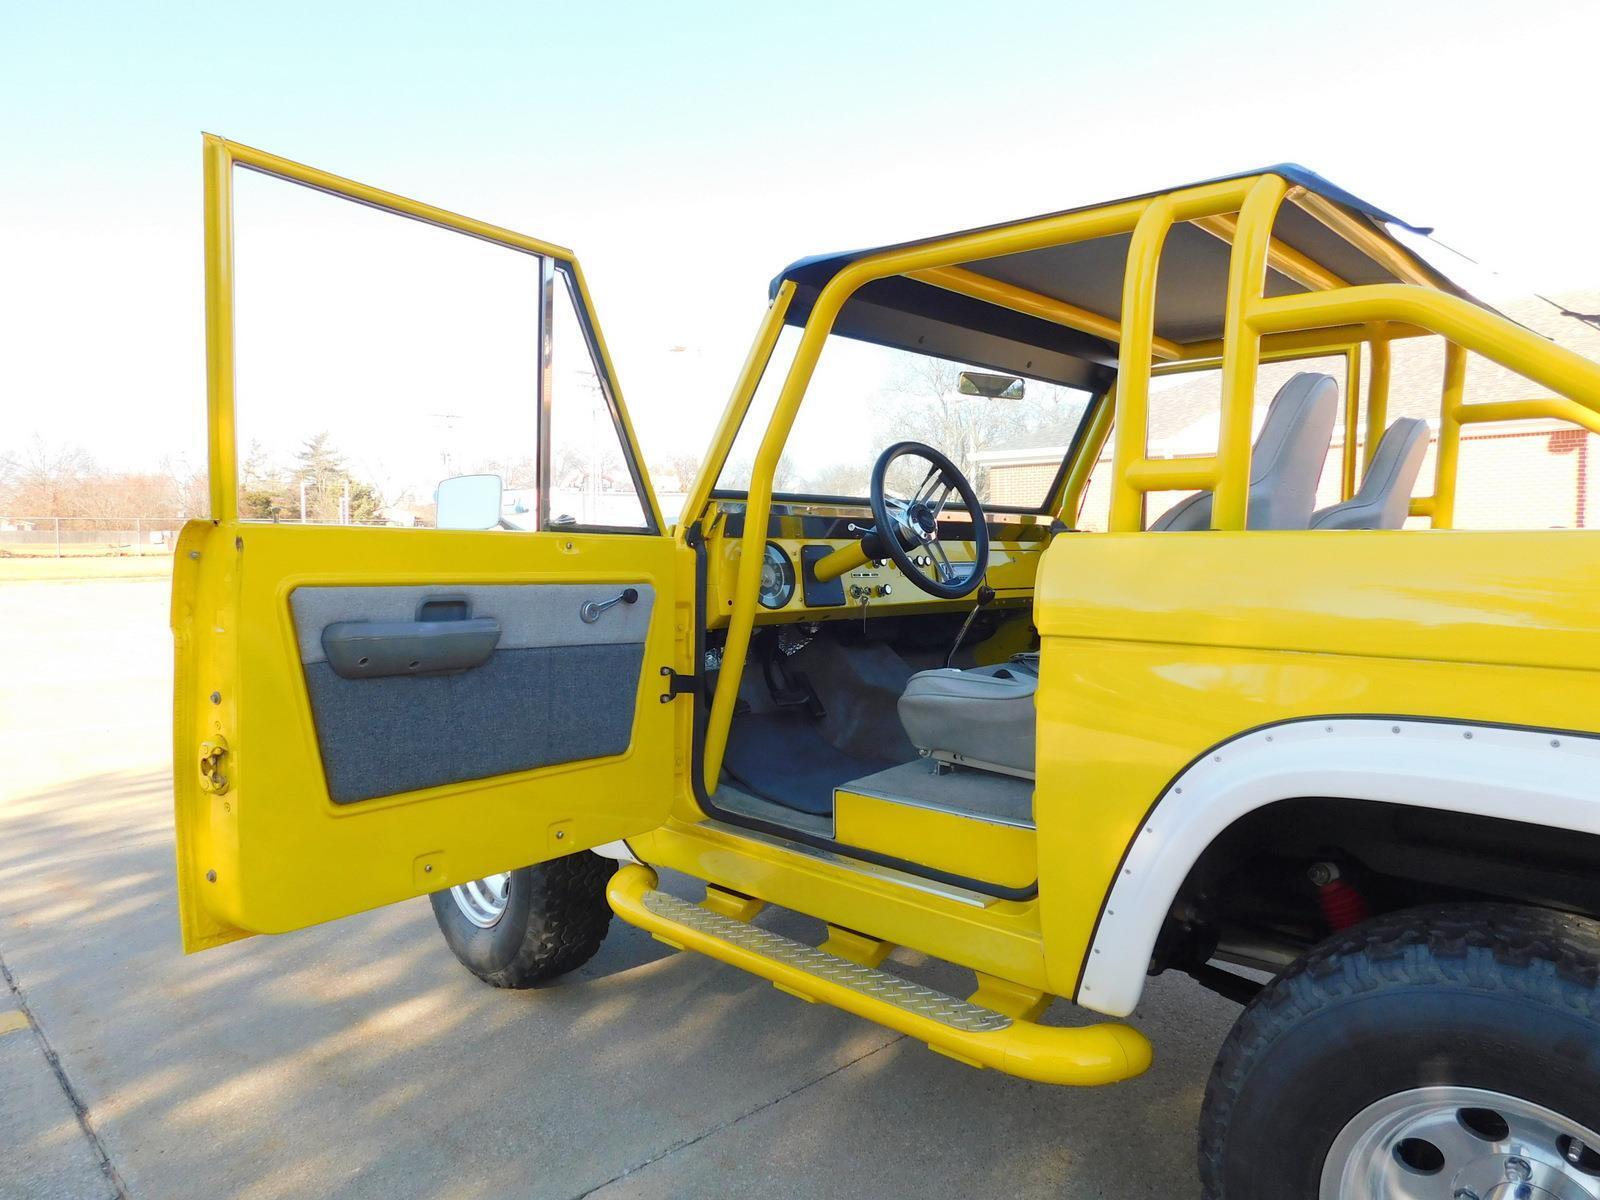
[686,524,1037,901]
[1068,712,1600,1004]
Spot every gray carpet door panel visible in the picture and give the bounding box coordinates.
[289,585,654,805]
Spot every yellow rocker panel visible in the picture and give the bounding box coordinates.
[833,787,1037,891]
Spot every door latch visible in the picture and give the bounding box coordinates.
[659,666,698,704]
[199,736,230,795]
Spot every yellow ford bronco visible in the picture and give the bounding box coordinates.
[174,137,1600,1198]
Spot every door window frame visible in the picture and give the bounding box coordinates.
[203,134,663,535]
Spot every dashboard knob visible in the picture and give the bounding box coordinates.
[876,584,892,597]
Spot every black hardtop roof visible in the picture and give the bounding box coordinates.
[768,165,1470,393]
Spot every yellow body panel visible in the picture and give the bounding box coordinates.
[1029,529,1600,994]
[834,788,1036,891]
[630,818,1052,989]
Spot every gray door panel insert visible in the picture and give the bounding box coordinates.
[289,584,654,804]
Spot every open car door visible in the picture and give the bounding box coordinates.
[174,137,686,952]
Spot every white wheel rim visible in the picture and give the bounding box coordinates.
[1320,1086,1600,1199]
[449,872,512,928]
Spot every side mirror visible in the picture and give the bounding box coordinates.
[958,371,1025,399]
[435,473,504,530]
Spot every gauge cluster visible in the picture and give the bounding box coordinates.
[758,541,796,609]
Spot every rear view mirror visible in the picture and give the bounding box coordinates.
[436,473,504,530]
[958,371,1024,399]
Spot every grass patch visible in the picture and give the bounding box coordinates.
[0,557,174,583]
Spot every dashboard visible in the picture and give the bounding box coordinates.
[702,499,1051,628]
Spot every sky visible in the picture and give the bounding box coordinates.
[5,0,1600,489]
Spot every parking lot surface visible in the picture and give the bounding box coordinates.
[1,577,1240,1199]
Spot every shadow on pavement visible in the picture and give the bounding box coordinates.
[1,763,1236,1200]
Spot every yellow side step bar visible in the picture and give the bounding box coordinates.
[606,865,1152,1086]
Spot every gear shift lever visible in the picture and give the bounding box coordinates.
[944,582,996,668]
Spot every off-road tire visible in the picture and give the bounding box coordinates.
[429,852,618,988]
[1198,903,1600,1199]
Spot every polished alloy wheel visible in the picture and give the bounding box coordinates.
[1320,1086,1600,1199]
[449,872,512,928]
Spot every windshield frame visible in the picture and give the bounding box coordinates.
[702,333,1106,519]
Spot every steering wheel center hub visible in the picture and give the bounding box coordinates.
[904,501,937,540]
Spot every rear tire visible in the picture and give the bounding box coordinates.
[429,852,618,988]
[1199,903,1600,1199]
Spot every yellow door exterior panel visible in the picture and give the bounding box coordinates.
[174,522,688,950]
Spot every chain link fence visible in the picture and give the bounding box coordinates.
[0,517,189,558]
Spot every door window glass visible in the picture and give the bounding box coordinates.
[232,168,541,529]
[545,271,648,529]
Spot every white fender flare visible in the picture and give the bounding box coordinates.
[1074,717,1600,1017]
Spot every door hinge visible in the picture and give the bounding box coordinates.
[199,736,230,795]
[659,666,698,703]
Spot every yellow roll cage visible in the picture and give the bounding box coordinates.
[691,170,1600,791]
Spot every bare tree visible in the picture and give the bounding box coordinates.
[718,452,800,493]
[803,461,872,497]
[0,436,100,516]
[654,451,704,494]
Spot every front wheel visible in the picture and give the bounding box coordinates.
[429,852,618,988]
[1200,904,1600,1199]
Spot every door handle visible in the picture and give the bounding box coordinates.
[321,617,502,679]
[580,587,639,624]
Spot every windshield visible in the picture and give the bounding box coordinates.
[715,329,1096,511]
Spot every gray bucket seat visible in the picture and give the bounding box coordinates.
[1149,372,1339,531]
[897,373,1340,779]
[1310,418,1429,530]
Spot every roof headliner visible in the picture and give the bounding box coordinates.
[770,165,1473,392]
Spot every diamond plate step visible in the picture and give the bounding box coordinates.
[641,888,1011,1032]
[607,864,1153,1086]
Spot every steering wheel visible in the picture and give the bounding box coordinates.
[868,441,990,600]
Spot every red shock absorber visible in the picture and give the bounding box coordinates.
[1310,861,1369,930]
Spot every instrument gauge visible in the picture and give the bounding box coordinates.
[758,542,796,609]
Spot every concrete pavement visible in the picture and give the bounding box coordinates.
[0,578,1239,1199]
